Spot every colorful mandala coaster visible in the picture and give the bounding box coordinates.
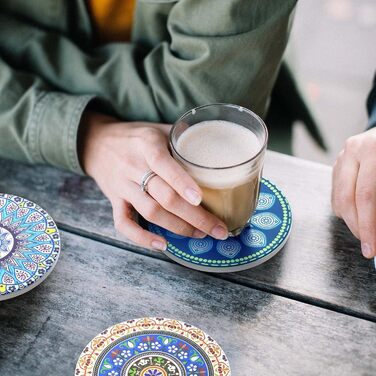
[0,193,60,301]
[75,317,231,376]
[148,178,292,273]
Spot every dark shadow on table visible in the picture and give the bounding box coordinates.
[234,244,284,285]
[329,216,376,314]
[0,287,48,365]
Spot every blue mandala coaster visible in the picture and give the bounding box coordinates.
[76,317,231,376]
[0,193,60,300]
[148,178,292,273]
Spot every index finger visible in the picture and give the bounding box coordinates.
[355,158,376,258]
[331,151,360,238]
[145,143,203,206]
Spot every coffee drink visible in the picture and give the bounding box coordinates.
[175,120,263,235]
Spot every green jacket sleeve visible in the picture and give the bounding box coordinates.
[0,0,296,119]
[0,57,93,173]
[0,0,296,172]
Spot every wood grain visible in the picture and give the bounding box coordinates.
[0,231,375,376]
[0,152,375,321]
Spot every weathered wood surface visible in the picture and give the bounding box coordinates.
[0,231,375,376]
[0,152,375,321]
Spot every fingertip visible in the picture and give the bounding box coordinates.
[361,242,375,259]
[112,204,167,251]
[151,238,167,252]
[211,224,228,240]
[192,229,207,238]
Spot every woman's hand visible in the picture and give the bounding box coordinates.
[332,128,376,259]
[80,111,228,251]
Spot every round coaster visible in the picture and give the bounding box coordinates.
[148,178,292,273]
[0,193,60,300]
[75,317,230,376]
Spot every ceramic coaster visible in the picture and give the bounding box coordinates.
[0,193,60,300]
[148,178,292,273]
[75,317,231,376]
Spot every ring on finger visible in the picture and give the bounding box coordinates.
[140,169,158,193]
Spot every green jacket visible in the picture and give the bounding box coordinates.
[0,0,296,174]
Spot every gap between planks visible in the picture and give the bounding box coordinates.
[57,222,376,325]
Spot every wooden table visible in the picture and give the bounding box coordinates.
[0,151,375,375]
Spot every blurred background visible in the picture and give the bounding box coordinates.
[286,0,376,165]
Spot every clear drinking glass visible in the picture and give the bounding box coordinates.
[170,103,268,236]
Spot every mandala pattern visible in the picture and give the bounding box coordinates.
[240,229,266,248]
[97,333,207,376]
[75,317,230,376]
[251,213,281,230]
[124,353,183,376]
[0,227,14,259]
[188,238,213,255]
[216,240,241,259]
[148,178,292,272]
[256,193,275,211]
[0,193,60,299]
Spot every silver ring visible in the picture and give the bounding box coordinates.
[140,170,157,193]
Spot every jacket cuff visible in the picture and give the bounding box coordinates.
[367,87,376,129]
[367,74,376,129]
[28,91,94,174]
[368,104,376,130]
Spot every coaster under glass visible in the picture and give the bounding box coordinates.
[148,178,292,273]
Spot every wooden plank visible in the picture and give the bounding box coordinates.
[1,152,375,321]
[0,231,375,376]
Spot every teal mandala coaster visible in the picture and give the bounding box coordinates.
[0,193,60,300]
[148,178,292,273]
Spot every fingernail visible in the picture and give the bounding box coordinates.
[211,225,228,240]
[193,229,206,238]
[151,240,167,251]
[361,242,373,258]
[184,188,201,206]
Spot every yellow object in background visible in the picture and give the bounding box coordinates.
[87,0,136,42]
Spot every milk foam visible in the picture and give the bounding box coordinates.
[176,120,262,189]
[176,120,260,168]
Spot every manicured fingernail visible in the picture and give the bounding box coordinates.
[151,240,167,251]
[193,229,206,238]
[184,188,201,206]
[361,242,373,258]
[211,225,228,240]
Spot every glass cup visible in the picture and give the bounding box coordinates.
[170,103,268,237]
